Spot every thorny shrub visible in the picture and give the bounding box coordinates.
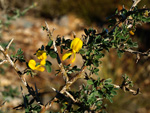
[0,1,150,113]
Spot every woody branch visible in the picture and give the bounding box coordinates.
[0,39,44,107]
[45,21,69,82]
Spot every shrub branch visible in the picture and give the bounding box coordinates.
[45,21,69,82]
[0,39,44,109]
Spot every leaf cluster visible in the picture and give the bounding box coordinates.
[11,48,25,62]
[58,78,117,112]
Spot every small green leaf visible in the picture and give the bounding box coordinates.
[49,50,57,58]
[94,68,99,73]
[101,88,106,92]
[105,84,114,89]
[17,48,23,55]
[106,94,113,103]
[45,61,52,73]
[48,40,53,47]
[111,91,117,96]
[105,78,112,83]
[87,80,94,85]
[93,60,99,67]
[95,54,104,59]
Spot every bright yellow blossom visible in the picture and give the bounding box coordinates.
[36,50,47,66]
[28,59,45,72]
[62,37,83,63]
[28,50,47,72]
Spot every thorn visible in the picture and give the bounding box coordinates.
[35,83,38,93]
[0,59,7,65]
[6,38,14,50]
[51,87,57,92]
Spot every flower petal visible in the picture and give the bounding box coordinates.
[40,59,46,66]
[28,59,36,70]
[71,38,79,49]
[42,52,47,59]
[62,52,72,61]
[74,39,83,52]
[35,65,45,72]
[71,38,83,52]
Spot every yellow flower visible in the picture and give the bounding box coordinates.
[62,37,83,63]
[36,50,47,66]
[71,37,83,53]
[28,50,47,72]
[129,30,134,35]
[36,50,47,60]
[28,59,45,72]
[40,59,46,66]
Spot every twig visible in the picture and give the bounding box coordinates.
[65,91,77,102]
[43,66,86,111]
[122,48,150,56]
[45,21,53,40]
[45,21,69,82]
[121,48,150,63]
[6,38,14,50]
[0,40,28,85]
[112,75,141,95]
[0,59,7,65]
[51,87,76,103]
[113,84,141,95]
[60,66,86,94]
[130,0,141,11]
[0,39,23,78]
[85,74,141,95]
[0,45,4,51]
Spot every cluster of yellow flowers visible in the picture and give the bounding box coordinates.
[28,50,47,72]
[28,37,83,72]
